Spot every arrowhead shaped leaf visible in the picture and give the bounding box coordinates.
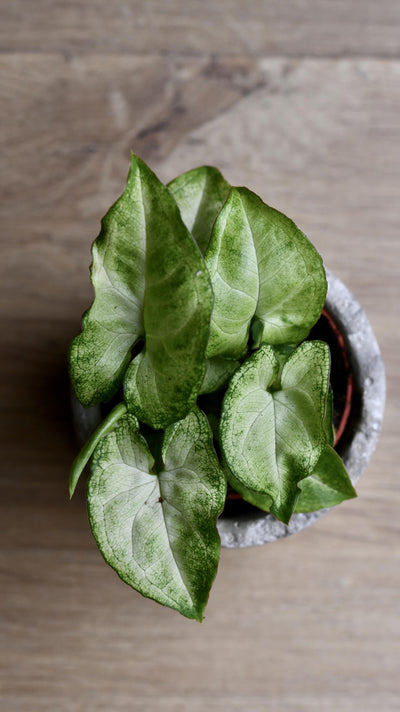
[70,154,213,426]
[220,341,330,523]
[205,187,327,359]
[88,408,226,621]
[295,445,357,513]
[168,166,230,255]
[69,156,148,406]
[123,251,213,427]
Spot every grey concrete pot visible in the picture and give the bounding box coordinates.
[71,270,385,549]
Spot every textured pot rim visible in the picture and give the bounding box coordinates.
[70,270,386,549]
[217,269,386,547]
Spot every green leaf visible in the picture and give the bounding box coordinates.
[69,402,127,498]
[168,166,230,255]
[295,445,357,513]
[205,187,327,359]
[88,408,227,622]
[272,347,335,447]
[223,463,273,512]
[220,341,330,523]
[199,356,240,395]
[122,159,213,428]
[205,189,259,359]
[70,153,213,425]
[69,157,148,406]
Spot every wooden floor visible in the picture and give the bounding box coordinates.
[1,3,400,710]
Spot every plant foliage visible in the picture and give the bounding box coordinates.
[69,154,356,620]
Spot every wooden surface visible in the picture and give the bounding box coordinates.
[1,3,399,710]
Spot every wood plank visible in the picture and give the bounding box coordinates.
[1,492,399,709]
[1,1,400,58]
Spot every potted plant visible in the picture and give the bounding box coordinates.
[69,154,385,621]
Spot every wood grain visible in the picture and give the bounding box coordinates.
[1,2,399,710]
[2,1,400,58]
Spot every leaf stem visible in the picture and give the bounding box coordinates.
[69,402,127,498]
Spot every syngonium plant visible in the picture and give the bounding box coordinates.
[69,153,356,621]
